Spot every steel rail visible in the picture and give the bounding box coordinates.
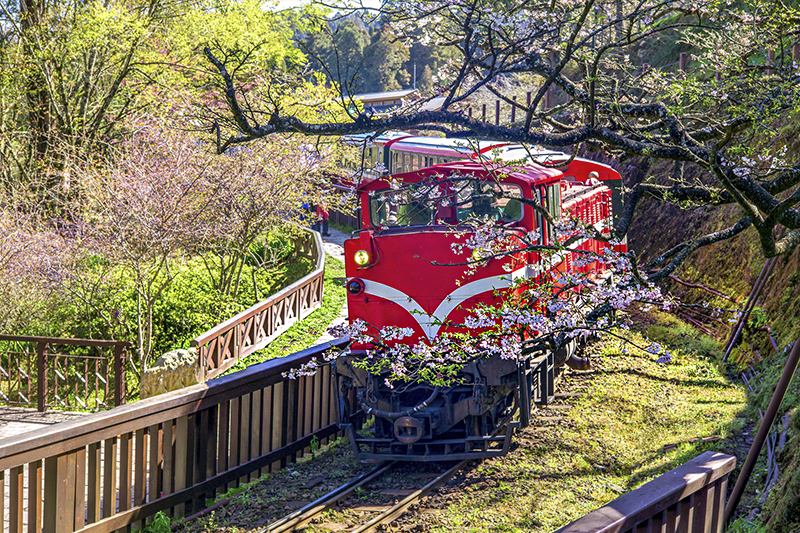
[258,462,395,533]
[349,460,468,533]
[256,459,468,533]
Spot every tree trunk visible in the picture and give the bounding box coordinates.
[20,0,52,176]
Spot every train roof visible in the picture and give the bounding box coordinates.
[342,132,572,162]
[359,161,563,192]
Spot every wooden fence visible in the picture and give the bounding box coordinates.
[192,228,325,381]
[556,451,736,533]
[0,338,349,532]
[329,207,359,230]
[0,336,129,412]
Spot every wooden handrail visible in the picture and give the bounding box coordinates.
[192,227,326,380]
[0,336,129,411]
[0,335,131,348]
[0,337,351,532]
[555,451,736,533]
[0,337,349,469]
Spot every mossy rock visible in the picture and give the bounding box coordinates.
[140,348,202,398]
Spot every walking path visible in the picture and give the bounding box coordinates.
[315,227,351,344]
[0,406,86,440]
[319,226,349,263]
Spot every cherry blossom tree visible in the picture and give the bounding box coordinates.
[69,114,349,374]
[206,0,800,272]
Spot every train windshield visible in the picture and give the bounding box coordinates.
[369,181,523,228]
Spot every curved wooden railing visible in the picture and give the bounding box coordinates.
[556,451,736,533]
[0,338,349,532]
[192,228,325,380]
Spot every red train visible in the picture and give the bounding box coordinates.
[334,135,624,462]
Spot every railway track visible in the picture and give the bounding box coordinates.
[255,367,575,533]
[258,460,467,533]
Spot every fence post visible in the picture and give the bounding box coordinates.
[481,103,486,122]
[511,96,517,122]
[679,51,688,73]
[113,343,125,407]
[495,100,500,125]
[36,341,47,412]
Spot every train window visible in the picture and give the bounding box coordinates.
[548,184,561,221]
[369,187,435,227]
[540,184,561,243]
[455,181,523,222]
[534,189,545,244]
[412,154,421,171]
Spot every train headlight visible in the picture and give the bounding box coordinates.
[347,279,365,296]
[472,248,483,261]
[354,249,371,266]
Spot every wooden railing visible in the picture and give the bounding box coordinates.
[556,451,736,533]
[0,338,349,532]
[192,228,325,380]
[0,335,129,412]
[329,207,359,229]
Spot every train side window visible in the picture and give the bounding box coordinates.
[542,184,561,243]
[369,188,433,227]
[549,184,561,221]
[456,182,523,222]
[534,189,544,244]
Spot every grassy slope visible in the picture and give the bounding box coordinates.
[577,143,800,530]
[414,320,745,533]
[227,254,347,373]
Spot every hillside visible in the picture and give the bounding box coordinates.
[583,149,800,530]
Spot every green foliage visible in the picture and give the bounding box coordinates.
[644,311,723,360]
[763,408,800,532]
[361,25,410,91]
[18,227,311,391]
[303,15,453,94]
[136,511,171,533]
[746,344,800,427]
[726,518,770,533]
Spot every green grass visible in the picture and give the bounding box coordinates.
[416,322,746,533]
[227,253,347,372]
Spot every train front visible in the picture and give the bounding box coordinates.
[335,163,557,462]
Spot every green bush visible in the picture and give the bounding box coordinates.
[135,511,171,533]
[21,226,314,393]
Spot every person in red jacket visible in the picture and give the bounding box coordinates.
[316,202,330,236]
